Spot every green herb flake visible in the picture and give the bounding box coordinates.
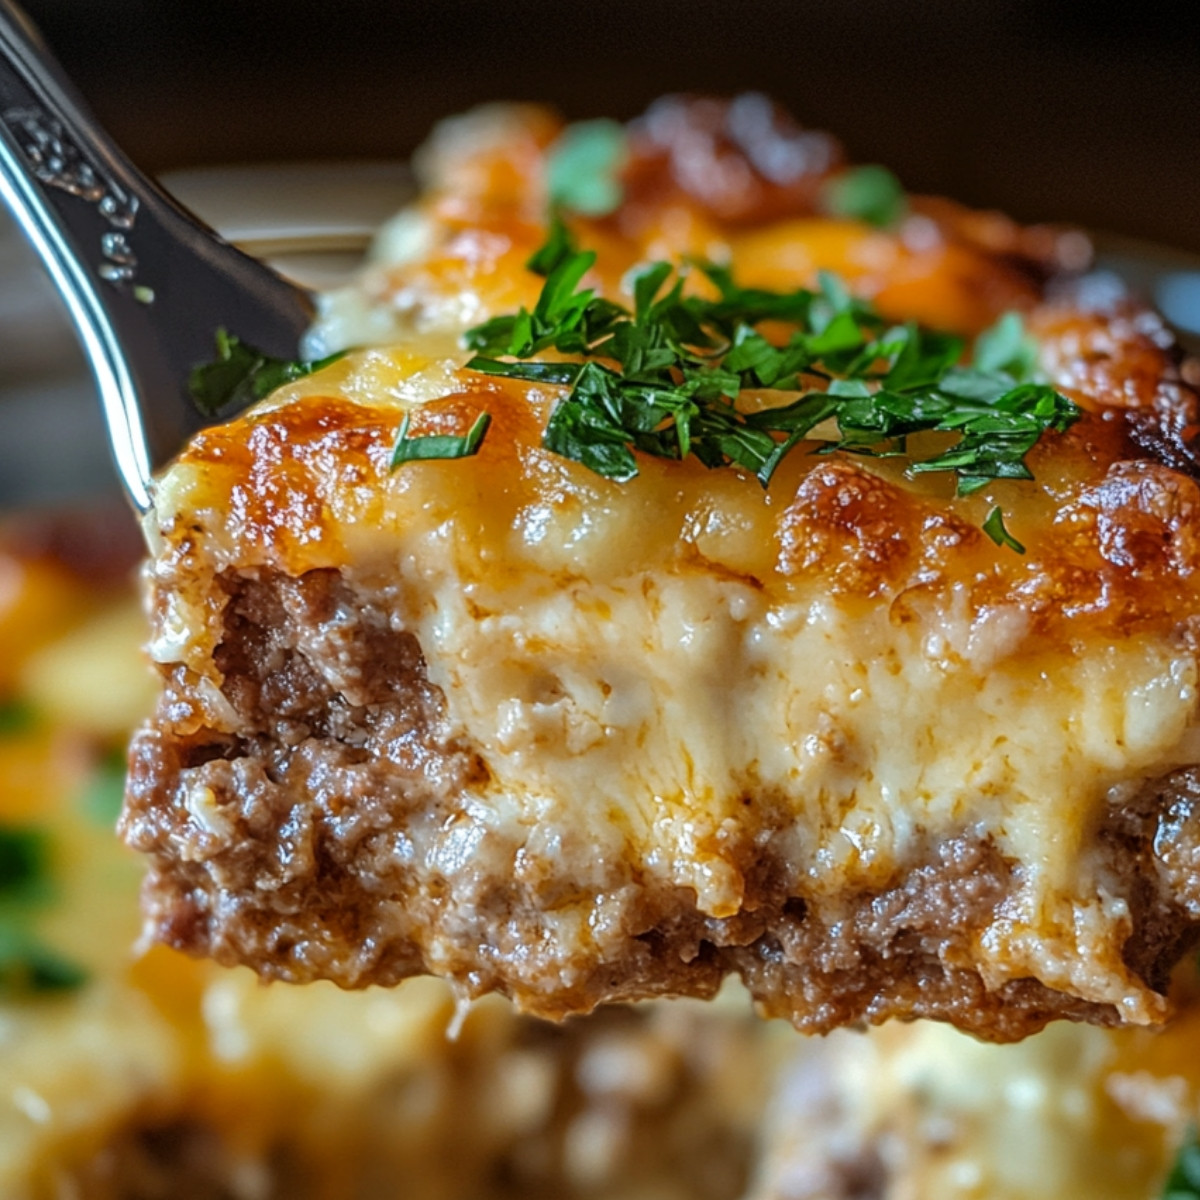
[0,826,48,902]
[821,165,908,230]
[545,119,627,217]
[0,926,86,996]
[0,820,85,997]
[1162,1125,1200,1200]
[982,506,1026,555]
[973,311,1039,380]
[79,748,128,827]
[460,224,1080,500]
[390,411,492,470]
[525,213,577,277]
[0,699,35,737]
[189,330,347,418]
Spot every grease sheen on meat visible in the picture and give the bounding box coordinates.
[122,97,1200,1042]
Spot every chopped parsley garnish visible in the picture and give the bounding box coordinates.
[820,164,908,229]
[1163,1126,1200,1199]
[982,506,1026,555]
[0,827,48,902]
[972,309,1039,379]
[390,410,491,469]
[525,213,579,277]
[189,329,346,417]
[0,821,86,996]
[545,119,627,217]
[0,927,86,996]
[460,223,1079,513]
[0,699,35,737]
[78,748,127,826]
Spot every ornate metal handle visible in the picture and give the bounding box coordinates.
[0,1,313,512]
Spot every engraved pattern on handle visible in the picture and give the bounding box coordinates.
[2,78,141,286]
[0,0,314,513]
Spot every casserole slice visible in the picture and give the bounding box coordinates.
[123,98,1200,1042]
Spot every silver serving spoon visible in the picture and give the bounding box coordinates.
[0,1,314,512]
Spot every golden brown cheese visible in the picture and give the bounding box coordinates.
[124,97,1200,1041]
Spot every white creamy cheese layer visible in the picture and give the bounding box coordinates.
[354,528,1196,1008]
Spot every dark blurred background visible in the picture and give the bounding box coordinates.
[15,0,1200,251]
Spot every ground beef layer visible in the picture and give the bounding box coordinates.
[121,568,1200,1043]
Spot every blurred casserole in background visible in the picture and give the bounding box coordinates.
[5,155,1200,1200]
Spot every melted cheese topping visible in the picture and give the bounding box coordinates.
[142,103,1200,1024]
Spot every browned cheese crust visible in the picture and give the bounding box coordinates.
[122,97,1200,1041]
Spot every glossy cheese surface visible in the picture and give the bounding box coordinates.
[133,98,1200,1037]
